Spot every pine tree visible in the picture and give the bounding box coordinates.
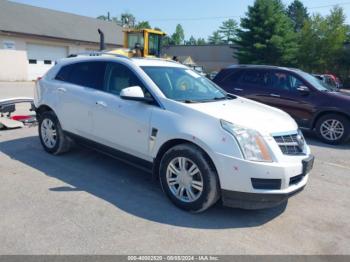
[171,24,185,45]
[208,31,224,45]
[196,38,207,45]
[287,0,309,32]
[187,35,197,45]
[219,19,239,44]
[234,0,298,66]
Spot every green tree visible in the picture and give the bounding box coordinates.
[186,35,197,45]
[120,13,136,27]
[171,24,185,45]
[208,31,224,44]
[287,0,309,32]
[234,0,298,66]
[219,19,239,43]
[134,21,152,29]
[346,25,350,42]
[196,38,207,45]
[298,7,348,74]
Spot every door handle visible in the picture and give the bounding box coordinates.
[234,88,244,92]
[57,87,67,93]
[270,93,281,98]
[96,101,107,108]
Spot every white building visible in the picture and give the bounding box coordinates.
[0,0,123,81]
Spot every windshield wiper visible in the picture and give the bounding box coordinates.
[179,99,198,104]
[213,94,236,101]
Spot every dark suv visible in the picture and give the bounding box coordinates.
[213,65,350,145]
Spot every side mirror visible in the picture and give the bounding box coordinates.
[120,86,154,103]
[297,85,310,95]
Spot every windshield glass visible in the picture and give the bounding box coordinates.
[142,66,228,102]
[298,71,331,91]
[128,33,144,49]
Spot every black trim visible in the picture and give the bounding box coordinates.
[289,174,304,186]
[120,95,155,104]
[64,131,153,173]
[302,155,315,175]
[251,178,281,190]
[221,186,305,210]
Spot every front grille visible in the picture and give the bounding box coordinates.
[251,178,281,190]
[274,133,305,155]
[289,174,305,186]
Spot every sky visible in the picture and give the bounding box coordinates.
[11,0,350,39]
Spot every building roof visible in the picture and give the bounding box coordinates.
[0,0,123,46]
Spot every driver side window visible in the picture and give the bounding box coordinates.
[104,63,149,97]
[269,71,304,92]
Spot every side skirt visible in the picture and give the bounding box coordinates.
[64,131,154,173]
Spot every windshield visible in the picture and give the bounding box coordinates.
[298,71,331,91]
[142,66,229,102]
[128,33,144,49]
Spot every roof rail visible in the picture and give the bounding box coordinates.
[67,51,130,60]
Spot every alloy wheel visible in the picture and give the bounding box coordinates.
[166,157,204,203]
[320,119,345,141]
[41,118,57,148]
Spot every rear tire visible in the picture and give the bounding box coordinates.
[315,114,350,145]
[38,111,72,155]
[159,144,220,213]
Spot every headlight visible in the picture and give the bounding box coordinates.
[221,120,273,162]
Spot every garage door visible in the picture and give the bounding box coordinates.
[27,44,68,80]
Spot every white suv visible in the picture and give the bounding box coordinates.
[34,55,314,212]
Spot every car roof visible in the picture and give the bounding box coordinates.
[226,64,301,73]
[58,55,187,69]
[131,57,186,68]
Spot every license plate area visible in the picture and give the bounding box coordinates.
[302,155,314,175]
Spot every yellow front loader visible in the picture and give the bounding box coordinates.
[106,28,166,58]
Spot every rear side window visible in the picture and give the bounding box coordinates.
[220,69,243,85]
[239,70,269,87]
[55,62,107,90]
[214,69,234,84]
[55,64,73,82]
[69,62,107,90]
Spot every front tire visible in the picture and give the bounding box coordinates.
[315,114,350,145]
[38,111,72,155]
[159,144,220,213]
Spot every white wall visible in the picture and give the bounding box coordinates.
[0,34,108,81]
[0,50,28,81]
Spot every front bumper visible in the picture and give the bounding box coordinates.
[214,152,313,209]
[221,186,305,209]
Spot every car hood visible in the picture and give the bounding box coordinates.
[185,97,298,136]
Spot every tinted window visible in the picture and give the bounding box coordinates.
[55,64,73,81]
[220,70,243,85]
[65,62,107,90]
[239,70,269,87]
[104,63,146,96]
[213,69,232,83]
[269,71,304,92]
